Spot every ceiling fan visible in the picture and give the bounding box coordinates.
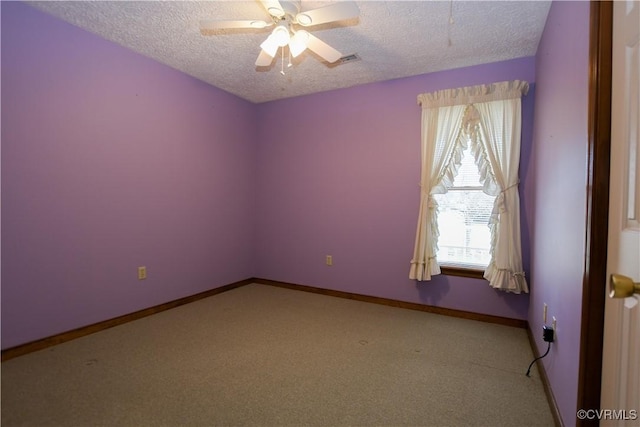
[200,0,359,68]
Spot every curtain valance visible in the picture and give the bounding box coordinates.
[417,80,529,109]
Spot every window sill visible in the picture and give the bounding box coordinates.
[439,266,487,280]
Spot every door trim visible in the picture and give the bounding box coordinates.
[578,1,613,424]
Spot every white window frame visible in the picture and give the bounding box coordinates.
[434,188,495,270]
[433,145,495,275]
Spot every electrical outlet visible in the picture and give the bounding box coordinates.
[326,255,333,266]
[552,316,557,331]
[138,266,147,280]
[543,303,548,323]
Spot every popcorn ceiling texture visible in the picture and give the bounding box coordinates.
[28,1,551,104]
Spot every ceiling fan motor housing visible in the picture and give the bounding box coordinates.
[275,1,301,19]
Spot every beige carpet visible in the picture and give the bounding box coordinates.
[1,283,554,426]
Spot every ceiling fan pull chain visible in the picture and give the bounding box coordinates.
[448,0,454,47]
[449,0,454,24]
[280,47,285,75]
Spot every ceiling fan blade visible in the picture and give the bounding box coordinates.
[255,49,275,67]
[200,20,272,31]
[259,0,285,18]
[305,32,342,63]
[295,2,359,27]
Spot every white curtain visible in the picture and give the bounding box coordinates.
[409,104,466,280]
[410,81,529,294]
[474,99,528,293]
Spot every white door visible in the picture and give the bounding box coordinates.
[601,0,640,426]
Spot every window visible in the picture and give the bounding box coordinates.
[409,81,529,293]
[432,145,495,270]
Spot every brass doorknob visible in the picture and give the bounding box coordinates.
[609,274,640,298]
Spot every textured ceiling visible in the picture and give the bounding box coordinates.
[28,1,551,104]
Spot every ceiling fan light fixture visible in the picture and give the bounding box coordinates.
[260,35,279,57]
[289,30,310,57]
[272,24,290,47]
[296,13,312,26]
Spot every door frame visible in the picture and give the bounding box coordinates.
[578,1,613,425]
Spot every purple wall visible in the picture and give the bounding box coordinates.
[2,1,544,352]
[530,2,591,426]
[254,58,536,320]
[1,2,257,349]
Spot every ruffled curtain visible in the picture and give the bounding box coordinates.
[410,80,529,294]
[409,104,466,281]
[474,100,528,293]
